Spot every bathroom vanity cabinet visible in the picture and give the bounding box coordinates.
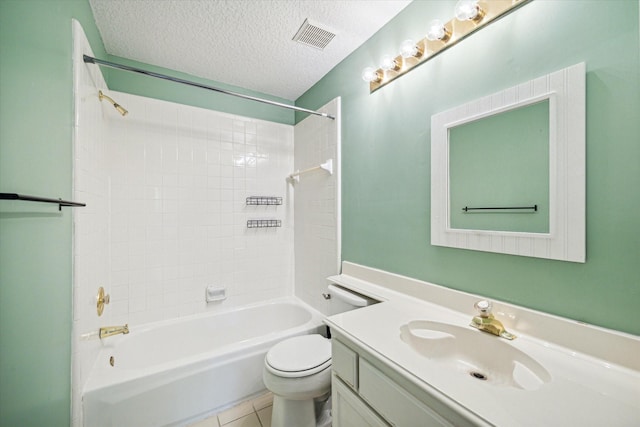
[325,264,640,427]
[331,333,488,427]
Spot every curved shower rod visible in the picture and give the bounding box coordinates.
[83,55,335,120]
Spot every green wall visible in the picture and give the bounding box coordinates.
[0,1,294,425]
[0,2,637,425]
[0,1,104,425]
[106,56,295,125]
[297,0,640,335]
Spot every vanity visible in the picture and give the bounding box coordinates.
[330,328,489,426]
[325,262,640,426]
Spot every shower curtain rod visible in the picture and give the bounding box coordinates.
[83,55,335,120]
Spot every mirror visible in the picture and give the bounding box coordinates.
[431,63,585,262]
[449,99,550,233]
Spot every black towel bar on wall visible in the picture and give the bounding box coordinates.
[462,205,538,212]
[0,193,86,211]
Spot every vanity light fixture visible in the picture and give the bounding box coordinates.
[361,67,382,83]
[425,19,451,43]
[362,0,532,93]
[380,54,401,72]
[454,0,485,23]
[400,39,423,59]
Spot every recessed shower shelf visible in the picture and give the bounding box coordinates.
[247,219,282,228]
[246,196,283,206]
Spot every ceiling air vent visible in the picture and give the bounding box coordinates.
[293,19,336,50]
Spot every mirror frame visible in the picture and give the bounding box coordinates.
[431,63,585,262]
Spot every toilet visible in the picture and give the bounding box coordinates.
[263,334,332,427]
[263,285,377,427]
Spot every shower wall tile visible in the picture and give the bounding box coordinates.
[75,90,295,331]
[73,25,294,421]
[72,29,336,427]
[293,98,341,315]
[72,22,110,427]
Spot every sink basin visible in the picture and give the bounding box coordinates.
[400,320,551,390]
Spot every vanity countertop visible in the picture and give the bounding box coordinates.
[324,264,640,427]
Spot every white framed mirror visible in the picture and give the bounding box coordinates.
[431,63,585,262]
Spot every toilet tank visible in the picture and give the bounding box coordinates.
[327,284,378,315]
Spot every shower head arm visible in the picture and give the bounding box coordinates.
[98,90,128,116]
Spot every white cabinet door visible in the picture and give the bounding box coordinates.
[333,376,389,427]
[332,338,358,389]
[359,359,453,427]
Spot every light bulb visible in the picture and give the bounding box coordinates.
[455,0,483,22]
[380,55,400,71]
[426,19,450,42]
[361,67,381,83]
[400,39,422,59]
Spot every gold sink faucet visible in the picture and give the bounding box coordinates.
[99,324,129,339]
[470,301,516,340]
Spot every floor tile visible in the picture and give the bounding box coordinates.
[217,400,255,425]
[223,412,261,427]
[256,406,272,427]
[188,415,220,427]
[251,392,273,411]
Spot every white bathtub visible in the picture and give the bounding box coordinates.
[83,298,325,427]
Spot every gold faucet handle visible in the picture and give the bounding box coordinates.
[97,287,110,316]
[474,300,493,317]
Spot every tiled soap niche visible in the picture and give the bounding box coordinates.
[246,196,283,228]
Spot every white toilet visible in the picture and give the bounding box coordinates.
[263,285,377,427]
[263,334,332,427]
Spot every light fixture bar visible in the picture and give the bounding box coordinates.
[369,0,532,93]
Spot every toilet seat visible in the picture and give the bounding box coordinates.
[265,334,331,378]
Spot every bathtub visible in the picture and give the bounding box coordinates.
[83,298,325,427]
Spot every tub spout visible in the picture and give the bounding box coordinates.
[99,324,129,339]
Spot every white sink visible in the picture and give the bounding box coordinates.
[400,320,551,391]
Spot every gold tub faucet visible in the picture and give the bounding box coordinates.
[99,324,129,339]
[470,301,516,340]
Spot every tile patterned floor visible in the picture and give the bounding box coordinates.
[188,392,273,427]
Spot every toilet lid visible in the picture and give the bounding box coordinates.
[266,334,331,377]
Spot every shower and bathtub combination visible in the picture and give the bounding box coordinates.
[72,20,344,427]
[82,289,375,427]
[83,299,324,426]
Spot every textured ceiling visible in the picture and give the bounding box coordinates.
[89,0,412,101]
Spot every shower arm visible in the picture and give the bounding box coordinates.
[83,55,335,120]
[99,90,128,116]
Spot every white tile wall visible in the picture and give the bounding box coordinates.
[294,98,341,314]
[72,20,295,427]
[72,20,113,427]
[78,90,294,326]
[72,20,111,427]
[72,22,340,427]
